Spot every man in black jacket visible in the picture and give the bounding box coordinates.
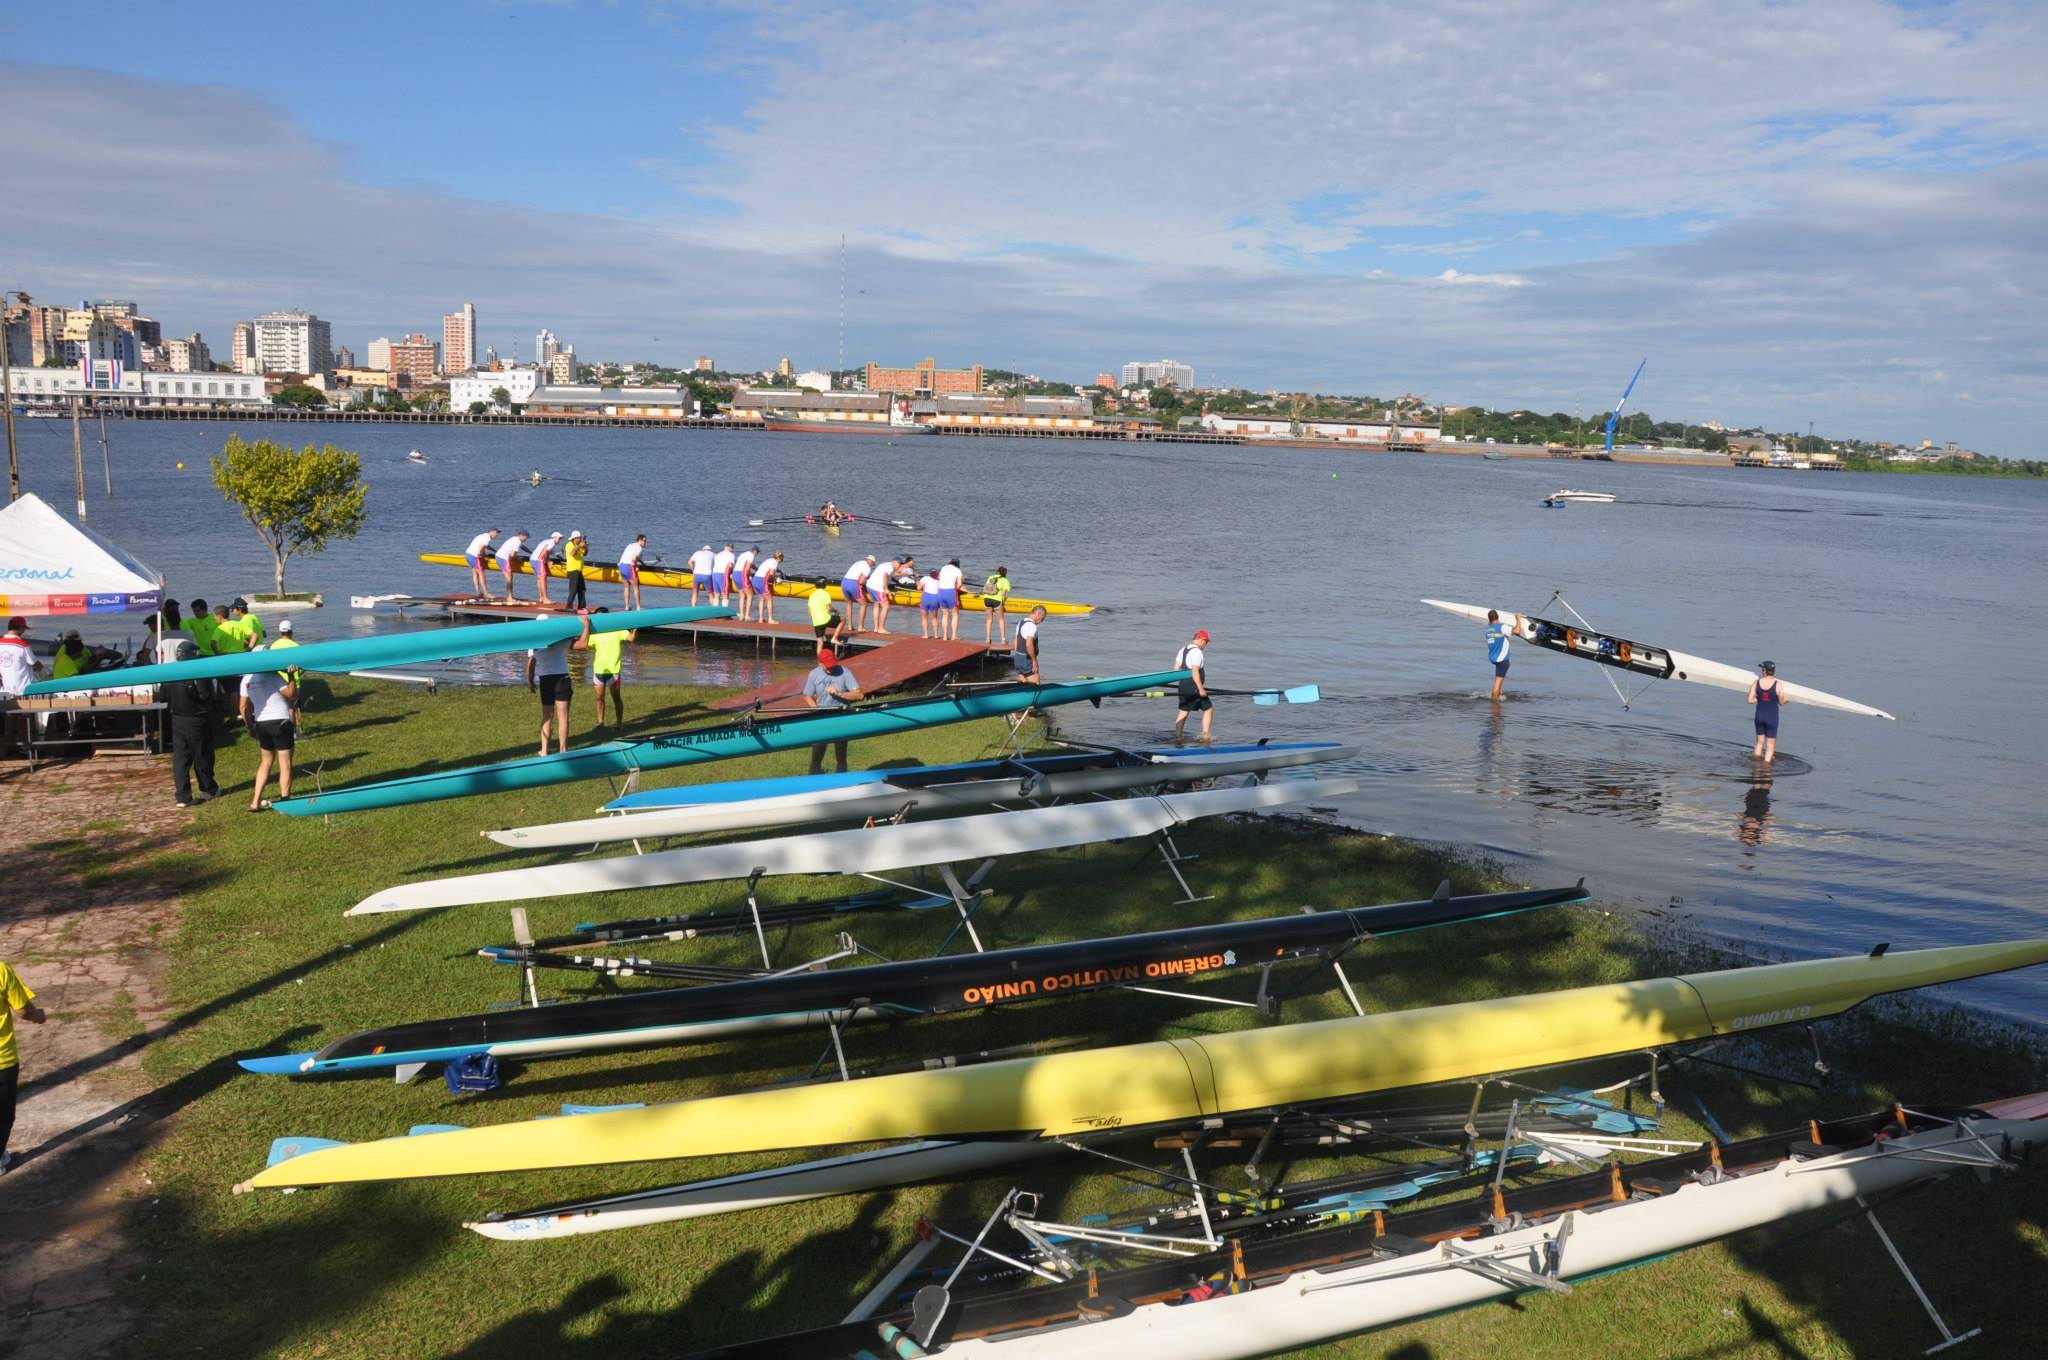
[161,639,219,809]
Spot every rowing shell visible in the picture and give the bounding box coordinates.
[419,551,1094,616]
[485,742,1357,849]
[348,777,1357,914]
[275,668,1192,817]
[1420,599,1895,719]
[242,884,1582,1077]
[710,1103,2043,1357]
[21,605,732,697]
[237,937,2048,1190]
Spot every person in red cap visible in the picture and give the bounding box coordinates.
[1173,628,1213,746]
[800,647,865,774]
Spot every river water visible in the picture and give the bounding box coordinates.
[10,418,2045,1017]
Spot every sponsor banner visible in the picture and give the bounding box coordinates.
[0,589,161,615]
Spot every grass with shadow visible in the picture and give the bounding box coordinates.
[123,677,2048,1359]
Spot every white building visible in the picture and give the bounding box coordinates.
[366,337,392,371]
[794,369,833,392]
[450,365,546,409]
[546,349,579,384]
[230,322,258,374]
[535,329,562,365]
[1198,411,1443,444]
[2,365,267,408]
[164,334,211,373]
[254,310,332,374]
[1121,358,1195,389]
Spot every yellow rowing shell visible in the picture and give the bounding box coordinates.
[420,552,1094,616]
[240,937,2048,1189]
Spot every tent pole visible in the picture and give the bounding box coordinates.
[71,397,87,520]
[98,404,112,494]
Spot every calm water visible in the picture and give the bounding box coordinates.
[11,419,2046,1018]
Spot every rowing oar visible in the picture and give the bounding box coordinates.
[1120,684,1322,706]
[745,516,817,527]
[842,509,919,530]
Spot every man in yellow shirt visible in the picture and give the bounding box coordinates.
[563,531,590,611]
[807,585,844,649]
[586,606,633,729]
[180,597,218,655]
[2,957,47,1173]
[223,599,265,650]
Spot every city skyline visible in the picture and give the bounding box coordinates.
[2,2,2043,452]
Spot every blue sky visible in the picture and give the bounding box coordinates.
[3,1,2044,452]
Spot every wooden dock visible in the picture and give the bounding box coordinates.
[713,635,1004,712]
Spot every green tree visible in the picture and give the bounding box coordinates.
[467,400,489,415]
[273,383,326,408]
[210,436,369,594]
[491,386,512,408]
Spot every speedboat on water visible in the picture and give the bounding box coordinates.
[407,449,427,464]
[1540,489,1615,507]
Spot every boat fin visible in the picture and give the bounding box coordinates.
[394,1062,429,1085]
[1870,942,1891,958]
[1431,879,1451,903]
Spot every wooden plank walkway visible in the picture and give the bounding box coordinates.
[712,636,1002,712]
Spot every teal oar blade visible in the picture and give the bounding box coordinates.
[23,605,735,696]
[1252,684,1322,706]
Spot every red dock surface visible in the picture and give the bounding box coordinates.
[713,636,1001,712]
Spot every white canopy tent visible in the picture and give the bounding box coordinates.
[0,492,163,618]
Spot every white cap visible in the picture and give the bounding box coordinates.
[569,529,584,538]
[278,619,294,634]
[547,530,563,540]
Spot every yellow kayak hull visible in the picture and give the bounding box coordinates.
[420,552,1094,617]
[242,937,2048,1190]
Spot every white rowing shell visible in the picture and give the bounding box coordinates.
[1420,599,1895,719]
[484,744,1359,850]
[348,777,1358,915]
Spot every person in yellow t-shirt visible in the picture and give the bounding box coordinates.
[269,620,304,723]
[2,957,48,1173]
[224,599,265,650]
[807,585,844,649]
[585,607,633,729]
[181,598,217,655]
[562,531,590,611]
[50,632,92,680]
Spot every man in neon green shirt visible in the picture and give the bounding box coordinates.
[181,598,218,655]
[223,599,265,650]
[807,585,843,649]
[50,632,92,680]
[2,957,47,1173]
[585,607,633,729]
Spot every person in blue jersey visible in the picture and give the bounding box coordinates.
[800,647,865,775]
[1485,609,1522,700]
[1748,660,1790,764]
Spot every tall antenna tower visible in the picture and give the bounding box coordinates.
[837,234,846,375]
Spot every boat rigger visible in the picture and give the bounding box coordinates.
[237,936,2048,1190]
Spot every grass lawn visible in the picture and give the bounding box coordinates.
[125,677,2047,1358]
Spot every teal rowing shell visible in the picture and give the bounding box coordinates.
[273,670,1192,817]
[23,606,733,696]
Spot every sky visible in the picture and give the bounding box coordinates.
[2,0,2044,453]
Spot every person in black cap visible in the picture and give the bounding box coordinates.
[1748,660,1789,764]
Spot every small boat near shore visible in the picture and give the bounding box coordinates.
[406,449,427,464]
[1542,489,1615,506]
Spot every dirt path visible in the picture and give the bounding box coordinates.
[0,757,189,1359]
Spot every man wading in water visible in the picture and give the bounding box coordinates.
[1749,660,1789,764]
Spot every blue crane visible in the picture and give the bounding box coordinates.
[1602,359,1647,456]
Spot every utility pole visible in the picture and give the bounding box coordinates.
[1,293,20,501]
[70,396,87,519]
[98,403,112,493]
[837,234,846,377]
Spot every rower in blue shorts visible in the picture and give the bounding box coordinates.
[1749,660,1789,764]
[1486,609,1522,700]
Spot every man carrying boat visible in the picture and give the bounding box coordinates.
[799,647,865,774]
[842,554,876,631]
[530,532,563,606]
[465,529,498,599]
[808,585,843,647]
[1749,660,1789,764]
[497,531,529,602]
[1173,629,1213,746]
[753,551,784,623]
[917,566,943,638]
[618,534,648,610]
[732,545,758,620]
[527,611,592,755]
[712,543,737,611]
[1486,609,1522,701]
[868,555,910,635]
[1013,605,1047,683]
[938,557,964,640]
[587,607,633,730]
[687,545,715,606]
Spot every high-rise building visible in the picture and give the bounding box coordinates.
[230,322,257,374]
[776,355,793,378]
[864,357,984,395]
[546,348,578,384]
[22,304,70,366]
[695,355,715,372]
[0,304,32,367]
[366,337,392,371]
[62,310,140,369]
[388,333,439,388]
[443,302,476,376]
[1120,359,1195,389]
[164,334,212,373]
[535,329,561,365]
[333,344,355,371]
[254,310,332,374]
